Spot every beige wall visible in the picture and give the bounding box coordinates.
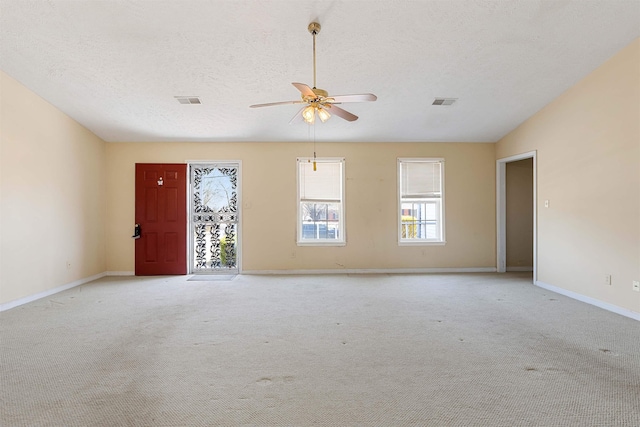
[0,71,106,305]
[496,38,640,314]
[506,158,533,269]
[106,142,496,272]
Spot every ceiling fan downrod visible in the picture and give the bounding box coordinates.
[308,22,321,89]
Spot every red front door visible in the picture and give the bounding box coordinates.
[135,163,187,275]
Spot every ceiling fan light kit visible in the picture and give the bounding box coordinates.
[250,22,377,124]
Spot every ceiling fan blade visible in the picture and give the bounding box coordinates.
[327,93,377,103]
[292,82,316,98]
[327,104,358,122]
[289,106,306,124]
[249,100,304,108]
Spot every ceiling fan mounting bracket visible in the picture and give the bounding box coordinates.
[308,22,321,35]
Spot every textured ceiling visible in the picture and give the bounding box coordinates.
[1,0,639,143]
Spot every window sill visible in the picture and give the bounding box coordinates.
[297,241,346,247]
[398,240,446,246]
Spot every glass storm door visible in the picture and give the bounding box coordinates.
[190,164,239,273]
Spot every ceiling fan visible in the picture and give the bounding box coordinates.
[250,22,377,124]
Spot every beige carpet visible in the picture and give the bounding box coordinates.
[1,273,639,426]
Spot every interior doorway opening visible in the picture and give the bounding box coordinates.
[496,151,537,282]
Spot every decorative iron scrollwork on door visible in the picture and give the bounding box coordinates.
[191,165,238,272]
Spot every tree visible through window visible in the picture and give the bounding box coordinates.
[398,158,445,243]
[297,158,345,245]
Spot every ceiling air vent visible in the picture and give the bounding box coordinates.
[175,96,201,105]
[432,98,457,106]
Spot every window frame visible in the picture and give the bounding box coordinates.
[297,157,346,246]
[397,158,446,245]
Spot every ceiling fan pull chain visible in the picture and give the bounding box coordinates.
[313,123,317,171]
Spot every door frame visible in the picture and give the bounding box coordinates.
[496,151,537,282]
[187,160,242,274]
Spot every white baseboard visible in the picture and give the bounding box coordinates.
[506,266,534,272]
[0,272,107,312]
[243,267,497,275]
[535,280,640,321]
[106,271,135,276]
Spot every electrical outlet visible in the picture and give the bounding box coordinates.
[544,200,549,208]
[66,261,71,270]
[633,281,640,292]
[604,274,611,286]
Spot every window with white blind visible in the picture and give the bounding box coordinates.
[398,158,445,244]
[297,158,345,245]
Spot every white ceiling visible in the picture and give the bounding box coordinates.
[1,0,638,143]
